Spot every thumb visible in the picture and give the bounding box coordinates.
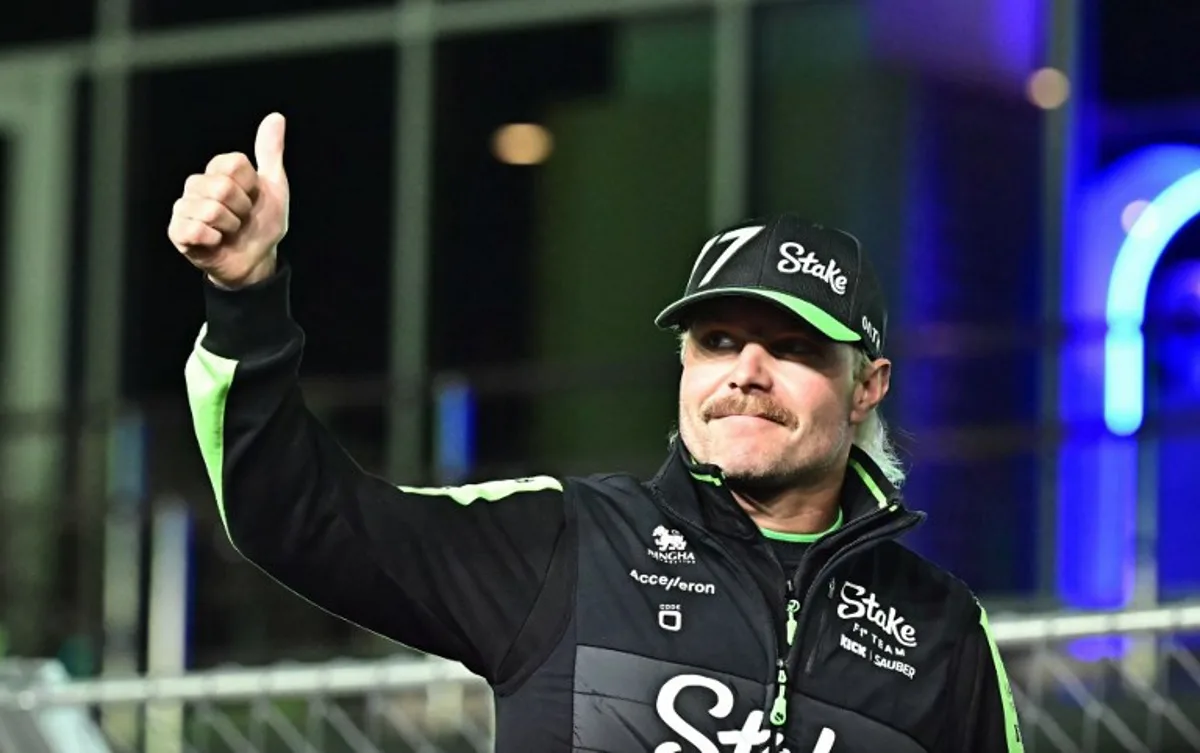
[254,112,287,183]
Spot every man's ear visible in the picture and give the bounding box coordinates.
[852,357,891,422]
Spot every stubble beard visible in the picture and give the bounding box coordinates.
[721,419,853,500]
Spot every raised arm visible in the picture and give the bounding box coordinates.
[172,114,571,684]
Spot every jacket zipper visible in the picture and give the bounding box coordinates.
[768,581,802,726]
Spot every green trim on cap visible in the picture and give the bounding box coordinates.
[655,287,861,344]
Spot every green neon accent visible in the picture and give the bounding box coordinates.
[184,332,239,539]
[785,600,800,645]
[848,459,888,508]
[688,470,723,487]
[979,603,1025,752]
[658,287,861,343]
[759,508,844,543]
[397,476,563,505]
[686,452,726,486]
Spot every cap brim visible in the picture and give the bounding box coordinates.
[653,287,862,344]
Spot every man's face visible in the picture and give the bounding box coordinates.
[676,298,888,493]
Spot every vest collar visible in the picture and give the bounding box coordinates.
[650,436,919,541]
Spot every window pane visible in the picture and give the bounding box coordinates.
[431,14,712,478]
[0,0,91,45]
[126,49,398,664]
[751,1,1044,597]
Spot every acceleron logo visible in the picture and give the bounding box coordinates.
[629,570,715,596]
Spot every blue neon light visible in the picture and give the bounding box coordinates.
[434,378,475,484]
[1105,169,1200,435]
[1061,145,1200,614]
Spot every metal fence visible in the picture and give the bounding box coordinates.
[2,603,1200,753]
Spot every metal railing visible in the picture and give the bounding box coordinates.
[3,602,1200,753]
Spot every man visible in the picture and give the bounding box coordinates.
[172,114,1024,753]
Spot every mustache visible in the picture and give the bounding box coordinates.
[702,394,796,428]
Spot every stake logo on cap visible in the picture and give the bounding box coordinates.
[654,213,888,358]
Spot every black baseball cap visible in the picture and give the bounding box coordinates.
[654,213,888,358]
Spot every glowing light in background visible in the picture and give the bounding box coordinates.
[1120,199,1153,234]
[1062,144,1200,617]
[1156,261,1200,390]
[1105,168,1200,436]
[434,376,475,485]
[1026,67,1070,110]
[492,123,554,165]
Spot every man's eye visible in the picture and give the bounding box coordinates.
[700,333,737,350]
[773,339,816,357]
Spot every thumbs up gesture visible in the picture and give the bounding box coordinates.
[169,113,290,288]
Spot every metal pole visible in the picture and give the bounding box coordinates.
[1038,0,1079,607]
[145,500,192,753]
[388,1,436,481]
[0,56,75,663]
[709,0,751,227]
[84,0,137,745]
[0,0,785,75]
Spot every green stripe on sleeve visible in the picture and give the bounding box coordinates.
[397,476,563,505]
[978,603,1025,752]
[184,326,239,539]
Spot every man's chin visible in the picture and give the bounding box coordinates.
[709,453,784,482]
[722,468,794,500]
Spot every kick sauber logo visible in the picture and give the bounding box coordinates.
[649,525,696,565]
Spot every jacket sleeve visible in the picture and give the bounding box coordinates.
[948,600,1026,752]
[183,264,571,685]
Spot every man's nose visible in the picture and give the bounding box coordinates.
[727,343,774,391]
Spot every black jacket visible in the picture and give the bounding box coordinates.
[184,265,1025,753]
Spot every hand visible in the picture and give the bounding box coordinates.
[168,112,290,289]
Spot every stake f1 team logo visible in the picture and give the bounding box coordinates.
[653,674,837,753]
[836,581,917,648]
[835,581,918,680]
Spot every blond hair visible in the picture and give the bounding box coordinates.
[677,332,907,487]
[849,348,906,487]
